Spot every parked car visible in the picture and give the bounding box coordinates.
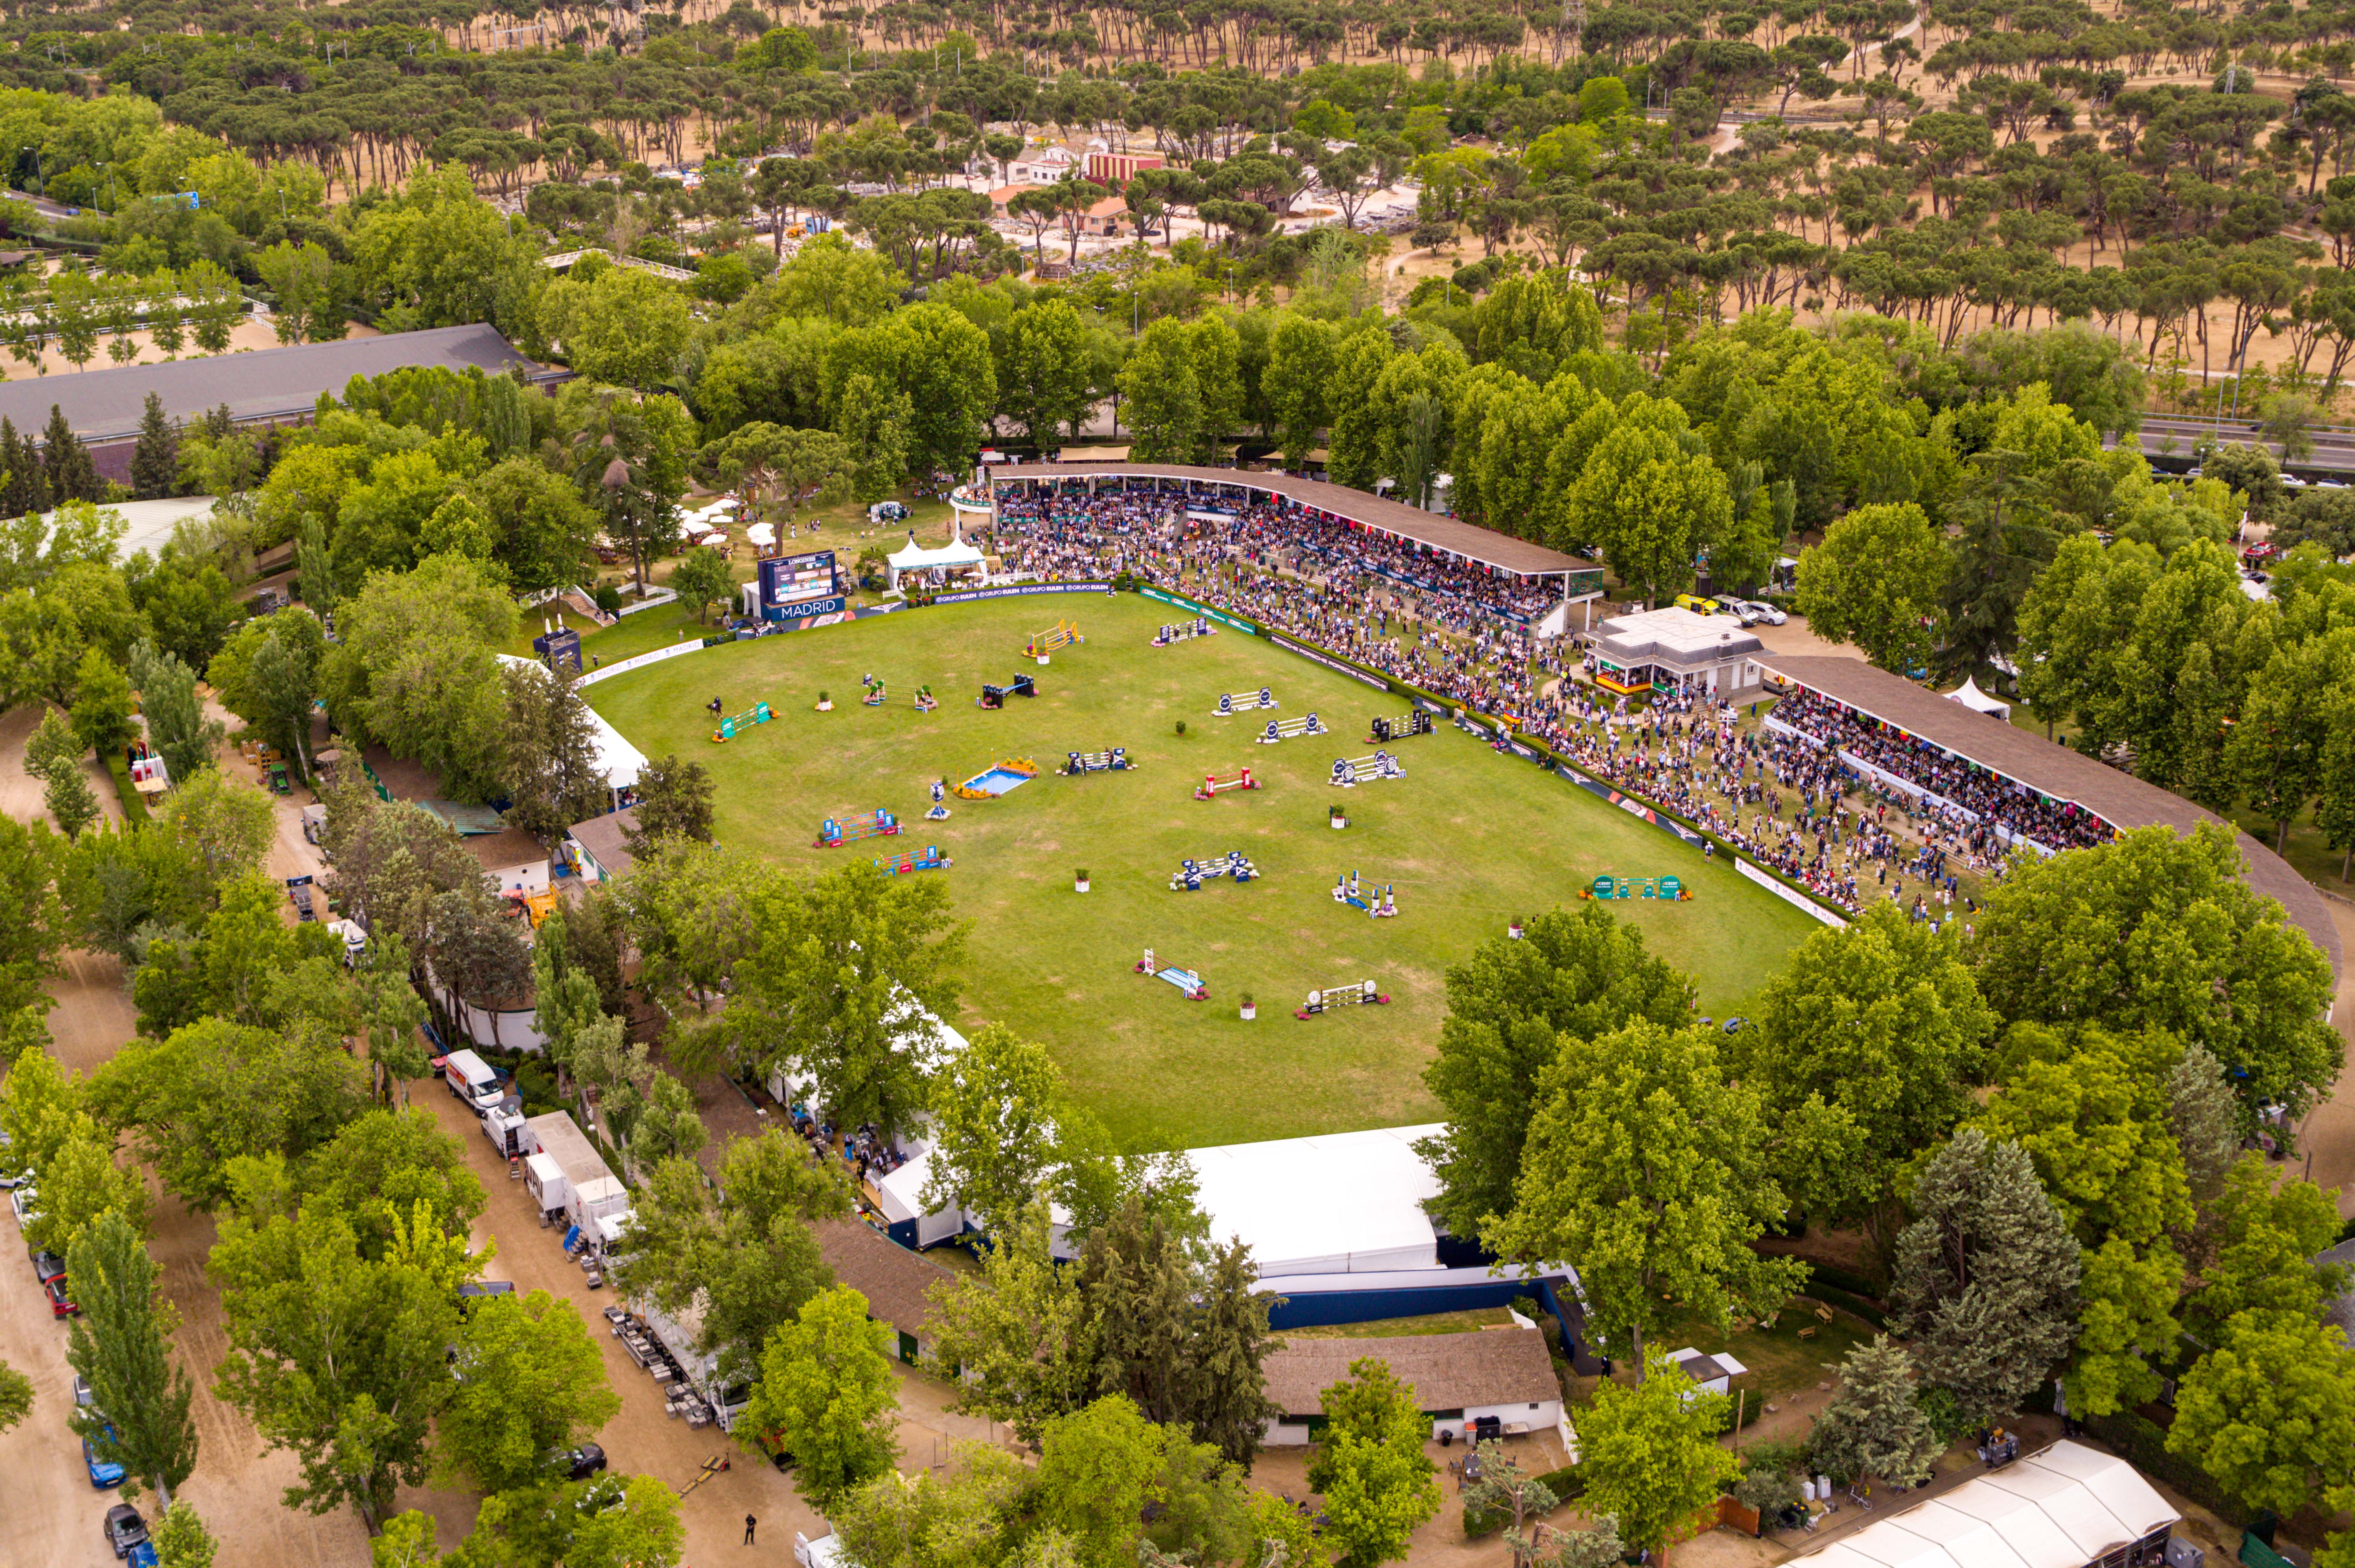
[82,1431,126,1488]
[1712,593,1759,624]
[555,1443,608,1480]
[10,1184,38,1225]
[72,1372,94,1408]
[0,1165,31,1190]
[46,1276,77,1317]
[1740,600,1787,626]
[30,1248,64,1284]
[104,1501,157,1564]
[1671,593,1717,615]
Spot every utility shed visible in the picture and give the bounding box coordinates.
[1788,1440,2178,1568]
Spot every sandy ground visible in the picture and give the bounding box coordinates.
[0,702,123,838]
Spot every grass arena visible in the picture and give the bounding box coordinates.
[588,590,1822,1151]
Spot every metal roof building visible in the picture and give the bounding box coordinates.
[2,324,556,447]
[1789,1441,2177,1568]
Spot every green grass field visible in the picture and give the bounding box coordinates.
[587,591,1821,1151]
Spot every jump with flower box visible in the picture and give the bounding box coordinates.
[1062,747,1137,775]
[1329,751,1405,787]
[1025,620,1084,658]
[1134,948,1209,1000]
[1155,619,1215,646]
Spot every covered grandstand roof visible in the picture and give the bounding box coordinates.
[991,462,1585,577]
[4,324,556,446]
[1760,653,2339,975]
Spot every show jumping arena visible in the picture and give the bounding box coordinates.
[587,591,1821,1150]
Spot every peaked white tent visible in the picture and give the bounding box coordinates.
[1789,1441,2176,1568]
[1943,676,2012,720]
[886,530,987,588]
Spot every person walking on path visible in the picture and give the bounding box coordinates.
[745,1515,757,1545]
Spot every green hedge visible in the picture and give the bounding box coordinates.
[1463,1466,1583,1538]
[104,754,151,824]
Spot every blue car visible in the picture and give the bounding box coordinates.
[82,1429,125,1488]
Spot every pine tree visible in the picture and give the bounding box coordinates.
[0,416,46,519]
[42,402,98,502]
[1808,1337,1941,1488]
[2168,1045,2242,1205]
[129,392,179,499]
[65,1212,199,1506]
[43,759,99,840]
[1890,1129,2082,1424]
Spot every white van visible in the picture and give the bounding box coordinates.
[439,1049,503,1111]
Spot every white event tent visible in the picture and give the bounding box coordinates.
[1789,1441,2176,1568]
[1943,676,2013,721]
[885,532,987,588]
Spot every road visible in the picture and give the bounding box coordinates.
[2119,414,2355,474]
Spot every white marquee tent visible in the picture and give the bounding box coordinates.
[886,534,987,588]
[1789,1441,2176,1568]
[1190,1124,1448,1277]
[497,654,647,804]
[1943,676,2013,721]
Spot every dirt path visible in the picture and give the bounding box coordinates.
[0,701,123,836]
[2295,894,2355,1215]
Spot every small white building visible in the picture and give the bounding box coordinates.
[1260,1327,1564,1447]
[1665,1346,1749,1397]
[1586,606,1766,697]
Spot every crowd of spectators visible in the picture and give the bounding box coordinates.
[1768,689,2113,854]
[987,482,1553,719]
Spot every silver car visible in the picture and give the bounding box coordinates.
[1741,600,1787,626]
[1713,594,1760,624]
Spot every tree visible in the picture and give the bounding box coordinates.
[624,752,716,848]
[318,553,517,801]
[1006,298,1096,446]
[1306,1359,1440,1568]
[499,661,609,840]
[1569,414,1732,606]
[2177,1156,2345,1346]
[1118,316,1205,462]
[96,1015,368,1210]
[924,1197,1097,1448]
[1730,903,1995,1230]
[207,611,327,780]
[1890,1129,2082,1424]
[151,767,277,890]
[2167,1310,2355,1520]
[254,241,345,344]
[835,1441,1032,1568]
[1075,1191,1276,1468]
[606,1134,845,1385]
[833,370,915,503]
[43,404,100,501]
[151,1501,218,1568]
[1809,1337,1940,1487]
[0,1356,29,1434]
[1417,906,1690,1237]
[29,1112,151,1254]
[1793,501,1950,671]
[1969,822,2342,1129]
[921,1021,1061,1238]
[1577,1352,1742,1559]
[26,706,100,838]
[69,645,138,761]
[741,1284,901,1508]
[65,1212,198,1506]
[0,815,64,1015]
[129,393,180,499]
[1972,1026,2191,1415]
[1485,1019,1808,1376]
[437,1289,620,1494]
[209,1198,462,1533]
[1032,1395,1251,1568]
[736,864,967,1142]
[1461,1441,1562,1568]
[130,639,224,788]
[668,544,736,626]
[539,266,692,389]
[1264,314,1338,468]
